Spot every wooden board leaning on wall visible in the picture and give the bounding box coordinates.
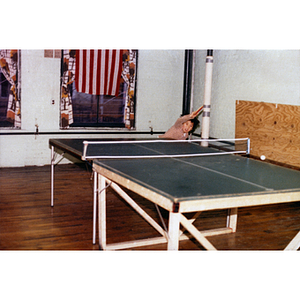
[235,100,300,169]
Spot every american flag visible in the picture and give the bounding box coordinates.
[75,49,123,96]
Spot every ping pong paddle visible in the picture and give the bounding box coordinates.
[195,105,204,116]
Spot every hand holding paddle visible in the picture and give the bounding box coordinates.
[190,105,204,119]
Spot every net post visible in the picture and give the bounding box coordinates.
[246,138,250,155]
[82,141,88,160]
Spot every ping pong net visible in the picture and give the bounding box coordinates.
[81,138,250,160]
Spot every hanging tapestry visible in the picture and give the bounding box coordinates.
[60,50,75,128]
[122,50,137,129]
[0,49,21,128]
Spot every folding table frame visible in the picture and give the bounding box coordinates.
[92,163,300,251]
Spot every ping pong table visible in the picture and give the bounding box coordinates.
[49,138,300,250]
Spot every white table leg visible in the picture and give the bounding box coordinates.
[168,212,181,250]
[92,171,97,244]
[98,174,106,250]
[226,207,238,232]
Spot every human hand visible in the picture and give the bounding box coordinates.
[190,110,198,119]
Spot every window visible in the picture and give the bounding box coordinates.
[0,50,21,128]
[70,79,127,128]
[61,50,137,129]
[0,71,12,127]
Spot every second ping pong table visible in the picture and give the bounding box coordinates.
[50,138,300,250]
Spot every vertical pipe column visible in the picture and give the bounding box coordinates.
[189,50,196,114]
[189,50,196,140]
[201,50,214,147]
[182,50,194,116]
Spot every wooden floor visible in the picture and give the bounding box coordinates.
[1,163,300,250]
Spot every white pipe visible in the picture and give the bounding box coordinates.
[201,51,214,147]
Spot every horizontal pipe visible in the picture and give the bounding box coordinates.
[0,131,165,136]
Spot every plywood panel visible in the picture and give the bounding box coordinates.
[235,100,300,168]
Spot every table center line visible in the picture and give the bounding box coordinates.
[134,143,272,191]
[175,158,273,191]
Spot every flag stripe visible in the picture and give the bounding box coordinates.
[106,50,115,94]
[104,50,110,95]
[96,50,101,95]
[85,50,90,93]
[100,50,105,95]
[109,50,117,95]
[88,50,94,94]
[91,50,98,94]
[75,50,81,92]
[75,49,122,96]
[82,50,87,93]
[109,50,115,95]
